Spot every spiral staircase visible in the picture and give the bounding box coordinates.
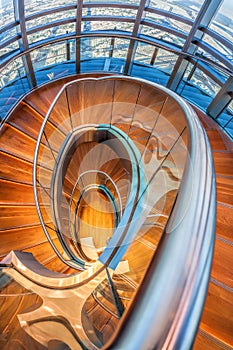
[0,75,231,350]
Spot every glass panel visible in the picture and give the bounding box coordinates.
[147,0,204,20]
[31,42,67,70]
[0,271,43,349]
[0,25,17,42]
[0,56,29,120]
[0,39,19,59]
[112,38,130,59]
[81,37,112,60]
[140,25,185,47]
[31,42,75,84]
[0,56,26,88]
[27,23,75,45]
[131,46,177,86]
[25,0,76,16]
[179,66,221,111]
[154,48,178,74]
[80,37,129,73]
[210,0,233,43]
[0,0,14,29]
[84,6,137,18]
[26,9,76,29]
[202,33,232,62]
[82,20,134,32]
[83,0,140,3]
[188,67,221,98]
[144,10,191,34]
[134,41,155,65]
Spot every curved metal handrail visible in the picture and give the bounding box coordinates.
[103,76,216,350]
[70,170,123,218]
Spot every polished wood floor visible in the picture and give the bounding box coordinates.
[0,77,232,349]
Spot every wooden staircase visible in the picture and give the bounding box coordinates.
[0,77,232,349]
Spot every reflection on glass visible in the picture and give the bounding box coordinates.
[154,48,178,73]
[0,57,25,89]
[83,0,140,3]
[143,10,191,34]
[26,9,76,30]
[82,19,134,33]
[24,0,76,16]
[147,0,204,20]
[28,23,75,45]
[0,0,14,29]
[210,0,233,46]
[0,39,19,59]
[81,37,112,60]
[186,67,221,98]
[201,33,233,66]
[140,24,185,48]
[31,42,68,71]
[134,41,155,65]
[84,6,137,18]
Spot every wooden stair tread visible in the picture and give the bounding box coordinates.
[0,151,33,185]
[211,239,233,288]
[216,176,233,206]
[0,179,34,205]
[0,225,54,257]
[0,205,39,230]
[216,203,233,241]
[199,282,233,346]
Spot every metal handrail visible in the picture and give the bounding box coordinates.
[69,170,123,218]
[103,77,216,350]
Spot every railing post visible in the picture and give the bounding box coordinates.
[124,0,147,75]
[76,0,83,73]
[207,76,233,118]
[13,0,37,89]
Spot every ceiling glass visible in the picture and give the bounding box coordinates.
[209,0,233,59]
[147,0,205,20]
[24,0,76,16]
[26,9,76,30]
[83,0,140,4]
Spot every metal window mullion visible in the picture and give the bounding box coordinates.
[167,0,223,91]
[124,0,147,75]
[207,76,233,119]
[150,46,159,65]
[13,0,36,88]
[76,0,83,73]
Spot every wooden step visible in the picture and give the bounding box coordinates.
[199,282,233,346]
[211,239,233,288]
[0,124,36,162]
[0,179,34,205]
[0,205,39,230]
[0,151,33,185]
[216,203,233,241]
[0,225,54,258]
